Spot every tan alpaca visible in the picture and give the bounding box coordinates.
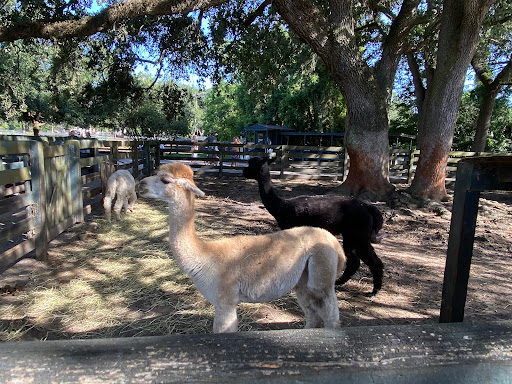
[139,163,346,333]
[103,169,137,222]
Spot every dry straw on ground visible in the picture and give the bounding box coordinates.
[1,176,511,341]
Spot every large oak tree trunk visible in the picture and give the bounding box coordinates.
[341,92,393,197]
[410,0,492,201]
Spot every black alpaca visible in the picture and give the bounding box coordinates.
[243,156,384,296]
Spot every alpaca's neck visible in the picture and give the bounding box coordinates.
[256,170,283,216]
[167,199,205,275]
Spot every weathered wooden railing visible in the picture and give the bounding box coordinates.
[0,321,511,382]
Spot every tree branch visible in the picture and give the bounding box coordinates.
[493,58,512,86]
[0,0,227,42]
[143,62,165,90]
[244,0,271,26]
[271,0,349,62]
[471,56,495,87]
[376,0,421,95]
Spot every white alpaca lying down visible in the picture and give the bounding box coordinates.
[139,163,346,333]
[103,169,137,222]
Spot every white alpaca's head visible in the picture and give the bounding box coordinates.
[139,163,205,203]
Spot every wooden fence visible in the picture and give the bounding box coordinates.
[0,138,147,270]
[1,135,510,271]
[158,140,504,183]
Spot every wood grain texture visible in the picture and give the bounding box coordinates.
[1,321,511,383]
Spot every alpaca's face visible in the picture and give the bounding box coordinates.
[139,174,173,201]
[139,164,205,203]
[243,157,273,180]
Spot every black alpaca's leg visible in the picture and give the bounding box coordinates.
[335,245,361,286]
[358,243,384,296]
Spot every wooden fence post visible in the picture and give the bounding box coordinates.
[132,141,139,178]
[111,141,119,167]
[155,141,161,169]
[28,140,48,262]
[67,140,84,224]
[219,145,224,177]
[144,141,152,177]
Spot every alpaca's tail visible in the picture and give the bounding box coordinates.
[333,238,347,280]
[368,204,385,243]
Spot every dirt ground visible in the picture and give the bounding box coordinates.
[1,175,511,341]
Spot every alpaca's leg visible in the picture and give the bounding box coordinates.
[122,197,129,214]
[103,192,112,222]
[335,245,360,286]
[358,244,384,296]
[295,276,323,328]
[127,191,137,212]
[213,305,238,333]
[307,255,340,329]
[316,290,340,329]
[113,191,126,220]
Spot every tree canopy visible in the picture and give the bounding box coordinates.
[0,0,511,201]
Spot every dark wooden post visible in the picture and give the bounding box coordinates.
[154,141,161,169]
[28,140,48,261]
[439,163,480,322]
[111,141,119,166]
[219,144,224,177]
[440,156,512,322]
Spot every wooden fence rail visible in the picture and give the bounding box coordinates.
[1,135,511,272]
[0,321,511,383]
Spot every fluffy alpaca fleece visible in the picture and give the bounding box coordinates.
[243,156,384,296]
[139,162,346,333]
[103,169,137,222]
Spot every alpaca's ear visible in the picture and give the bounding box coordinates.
[176,178,206,198]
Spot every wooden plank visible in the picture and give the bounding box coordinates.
[79,156,101,167]
[82,185,102,201]
[66,141,84,224]
[83,196,103,216]
[43,145,67,158]
[0,183,26,198]
[0,193,31,215]
[81,172,101,185]
[28,141,48,262]
[0,238,35,270]
[0,216,34,243]
[0,322,510,383]
[0,140,31,155]
[0,167,31,185]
